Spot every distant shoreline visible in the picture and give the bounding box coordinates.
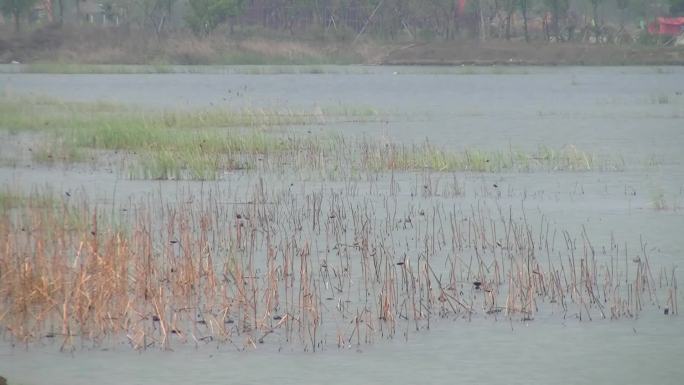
[2,63,682,77]
[2,25,683,69]
[380,41,684,67]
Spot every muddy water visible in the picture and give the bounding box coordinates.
[1,66,683,384]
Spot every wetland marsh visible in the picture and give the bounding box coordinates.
[0,66,683,385]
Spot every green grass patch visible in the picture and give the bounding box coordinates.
[0,95,343,179]
[129,148,251,180]
[31,141,88,163]
[0,96,626,180]
[18,63,176,74]
[0,96,379,135]
[0,188,58,214]
[0,63,378,75]
[0,188,113,236]
[355,141,624,173]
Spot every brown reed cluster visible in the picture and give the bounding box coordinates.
[0,185,677,352]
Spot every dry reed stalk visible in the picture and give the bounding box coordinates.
[0,186,677,352]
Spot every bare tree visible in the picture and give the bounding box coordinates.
[520,0,531,42]
[589,0,603,42]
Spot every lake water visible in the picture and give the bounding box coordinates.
[0,66,683,385]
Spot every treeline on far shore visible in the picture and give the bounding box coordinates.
[1,1,684,66]
[2,0,684,42]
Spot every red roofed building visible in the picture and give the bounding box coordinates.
[457,0,467,16]
[648,17,684,36]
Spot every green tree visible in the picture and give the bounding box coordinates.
[185,0,245,36]
[0,0,39,32]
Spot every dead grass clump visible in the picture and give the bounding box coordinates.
[238,38,325,61]
[165,38,218,65]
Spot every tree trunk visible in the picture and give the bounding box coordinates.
[58,0,64,25]
[14,12,20,33]
[552,0,560,40]
[521,0,529,43]
[76,0,81,23]
[479,0,486,42]
[592,2,600,43]
[505,7,513,40]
